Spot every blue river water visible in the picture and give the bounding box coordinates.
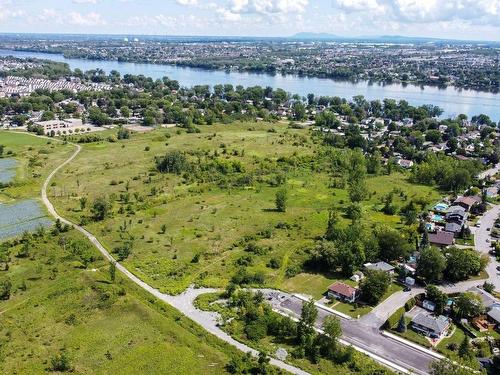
[1,49,499,121]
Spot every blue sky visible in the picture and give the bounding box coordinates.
[1,0,499,41]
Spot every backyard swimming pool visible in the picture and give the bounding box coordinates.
[431,214,445,223]
[433,203,449,212]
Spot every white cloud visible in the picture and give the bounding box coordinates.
[216,7,242,21]
[176,0,198,5]
[331,0,500,27]
[230,0,309,14]
[0,0,24,22]
[68,11,106,26]
[72,0,99,4]
[34,9,106,27]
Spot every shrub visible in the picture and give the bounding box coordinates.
[404,298,416,312]
[385,307,405,330]
[50,352,72,372]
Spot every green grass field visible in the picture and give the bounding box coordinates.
[0,131,245,374]
[0,131,74,203]
[47,122,440,296]
[0,229,243,374]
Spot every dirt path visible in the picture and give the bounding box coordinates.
[40,140,310,375]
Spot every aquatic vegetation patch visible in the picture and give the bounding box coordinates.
[0,199,52,239]
[0,158,17,184]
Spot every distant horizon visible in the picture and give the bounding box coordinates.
[1,1,500,42]
[0,31,499,45]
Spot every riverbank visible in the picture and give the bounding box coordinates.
[1,49,499,121]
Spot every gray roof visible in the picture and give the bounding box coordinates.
[364,261,395,272]
[428,231,454,246]
[469,286,499,308]
[412,313,450,334]
[446,205,466,214]
[445,222,462,234]
[487,306,500,323]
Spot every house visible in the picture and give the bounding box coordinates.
[445,206,467,224]
[396,158,414,169]
[364,261,395,275]
[327,282,360,303]
[485,184,500,198]
[445,222,463,236]
[428,231,454,247]
[411,313,451,338]
[487,306,500,329]
[468,286,499,309]
[454,196,480,211]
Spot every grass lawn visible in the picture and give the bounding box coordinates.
[331,283,403,318]
[332,301,372,318]
[469,269,489,281]
[281,272,357,300]
[455,235,475,246]
[46,123,441,294]
[391,317,433,349]
[382,283,404,301]
[0,131,74,203]
[437,324,466,358]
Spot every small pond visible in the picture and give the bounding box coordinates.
[0,199,52,240]
[0,158,17,184]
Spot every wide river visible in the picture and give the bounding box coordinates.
[1,49,499,121]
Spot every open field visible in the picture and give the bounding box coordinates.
[48,122,441,294]
[0,229,243,374]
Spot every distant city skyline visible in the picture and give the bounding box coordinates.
[1,0,499,41]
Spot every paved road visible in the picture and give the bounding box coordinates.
[263,291,435,375]
[478,163,500,180]
[41,141,309,375]
[474,204,500,290]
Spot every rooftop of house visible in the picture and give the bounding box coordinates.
[488,306,500,323]
[446,205,467,215]
[328,282,358,298]
[454,196,481,208]
[412,312,450,333]
[468,286,499,309]
[445,222,463,234]
[428,231,455,246]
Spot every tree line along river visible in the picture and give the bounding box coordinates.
[1,49,499,122]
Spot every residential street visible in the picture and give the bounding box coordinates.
[263,291,435,375]
[474,203,500,290]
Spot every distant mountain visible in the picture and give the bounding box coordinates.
[292,32,339,40]
[288,33,500,45]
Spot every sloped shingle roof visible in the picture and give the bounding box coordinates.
[412,313,449,334]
